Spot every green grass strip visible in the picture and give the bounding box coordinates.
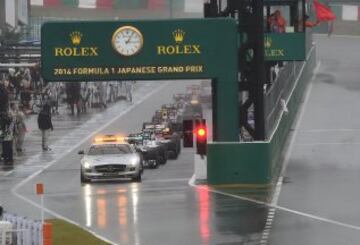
[48,219,110,245]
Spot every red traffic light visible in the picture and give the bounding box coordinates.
[195,125,207,155]
[197,128,206,137]
[196,127,207,139]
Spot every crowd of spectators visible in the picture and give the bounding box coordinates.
[0,64,135,167]
[0,65,39,166]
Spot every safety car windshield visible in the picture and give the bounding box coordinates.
[88,144,132,155]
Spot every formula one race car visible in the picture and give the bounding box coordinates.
[142,122,181,159]
[126,132,167,168]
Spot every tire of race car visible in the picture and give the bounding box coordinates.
[132,173,142,182]
[160,154,167,165]
[173,151,179,159]
[155,157,162,168]
[151,159,159,169]
[80,172,90,184]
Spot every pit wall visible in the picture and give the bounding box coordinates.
[207,34,317,186]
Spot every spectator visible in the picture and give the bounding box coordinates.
[66,82,81,115]
[305,14,320,28]
[37,104,53,151]
[0,80,9,113]
[98,83,107,109]
[8,68,20,99]
[268,13,280,32]
[80,84,91,113]
[42,90,51,108]
[23,68,32,83]
[20,78,32,111]
[125,81,134,103]
[48,83,59,114]
[108,83,115,103]
[1,112,15,165]
[11,103,27,152]
[274,10,286,33]
[30,63,41,91]
[268,10,287,33]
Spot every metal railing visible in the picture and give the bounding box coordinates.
[1,213,43,245]
[0,43,40,63]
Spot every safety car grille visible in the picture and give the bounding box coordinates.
[95,164,126,173]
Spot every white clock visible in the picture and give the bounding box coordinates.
[112,26,143,56]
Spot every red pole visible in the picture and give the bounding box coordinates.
[43,222,52,245]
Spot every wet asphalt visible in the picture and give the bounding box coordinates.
[268,35,360,245]
[1,80,269,245]
[1,14,360,245]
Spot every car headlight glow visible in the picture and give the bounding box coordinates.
[130,156,140,166]
[83,161,92,169]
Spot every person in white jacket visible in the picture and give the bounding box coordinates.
[125,81,134,103]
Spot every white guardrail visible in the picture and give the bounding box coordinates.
[0,213,43,245]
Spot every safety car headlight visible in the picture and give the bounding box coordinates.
[83,161,92,169]
[130,156,140,166]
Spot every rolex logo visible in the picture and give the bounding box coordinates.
[70,31,83,45]
[172,29,185,43]
[55,31,98,57]
[264,37,272,49]
[157,28,201,56]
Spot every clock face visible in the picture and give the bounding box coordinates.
[112,26,143,56]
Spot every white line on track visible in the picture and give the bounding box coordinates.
[186,61,360,244]
[296,142,360,146]
[299,128,360,133]
[144,178,189,183]
[4,170,14,176]
[314,34,360,39]
[260,60,320,244]
[258,78,310,243]
[11,82,170,245]
[188,179,360,232]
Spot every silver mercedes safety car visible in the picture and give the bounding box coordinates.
[78,135,143,183]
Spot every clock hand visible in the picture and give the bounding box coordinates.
[125,32,135,44]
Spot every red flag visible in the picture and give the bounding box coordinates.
[313,0,336,21]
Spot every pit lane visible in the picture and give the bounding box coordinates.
[11,80,268,245]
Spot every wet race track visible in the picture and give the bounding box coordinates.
[1,34,360,244]
[1,80,268,245]
[268,35,360,245]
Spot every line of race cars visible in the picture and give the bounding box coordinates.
[78,84,206,184]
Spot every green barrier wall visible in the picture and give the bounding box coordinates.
[208,142,270,185]
[207,41,316,186]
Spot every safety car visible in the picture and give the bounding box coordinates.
[78,135,143,183]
